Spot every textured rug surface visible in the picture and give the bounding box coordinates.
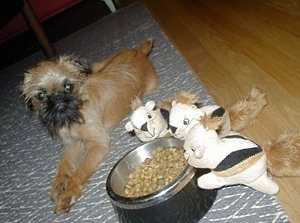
[0,2,289,222]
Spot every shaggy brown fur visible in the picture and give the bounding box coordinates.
[201,113,224,131]
[21,39,158,214]
[155,90,199,111]
[229,87,268,131]
[130,96,143,110]
[264,131,300,177]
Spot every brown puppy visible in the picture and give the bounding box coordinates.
[21,39,158,214]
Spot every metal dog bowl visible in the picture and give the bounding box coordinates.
[106,137,217,223]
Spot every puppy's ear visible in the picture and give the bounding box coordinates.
[20,72,34,109]
[59,55,93,75]
[73,58,93,75]
[21,73,31,94]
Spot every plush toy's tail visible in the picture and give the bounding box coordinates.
[263,131,300,177]
[229,87,268,131]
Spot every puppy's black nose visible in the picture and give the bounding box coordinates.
[170,125,177,134]
[140,122,148,132]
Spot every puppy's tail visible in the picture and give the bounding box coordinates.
[263,131,300,177]
[137,38,154,56]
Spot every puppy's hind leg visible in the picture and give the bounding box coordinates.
[229,87,268,131]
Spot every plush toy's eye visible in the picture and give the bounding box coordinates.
[64,83,74,93]
[183,118,190,126]
[191,146,195,152]
[36,91,46,101]
[146,112,152,119]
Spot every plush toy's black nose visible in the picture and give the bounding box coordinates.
[170,125,177,134]
[140,122,148,132]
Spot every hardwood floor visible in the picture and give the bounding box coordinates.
[141,0,300,221]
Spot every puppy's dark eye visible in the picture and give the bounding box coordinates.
[183,118,190,126]
[36,91,46,101]
[146,112,152,119]
[64,83,74,93]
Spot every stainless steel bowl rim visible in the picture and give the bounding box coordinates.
[106,138,196,209]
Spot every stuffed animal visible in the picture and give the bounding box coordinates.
[125,98,170,142]
[169,101,231,140]
[169,87,269,140]
[183,114,280,195]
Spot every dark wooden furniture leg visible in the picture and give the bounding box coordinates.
[21,0,57,58]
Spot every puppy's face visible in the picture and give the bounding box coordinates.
[21,56,92,133]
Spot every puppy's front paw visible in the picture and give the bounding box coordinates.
[53,179,82,214]
[51,176,70,203]
[54,195,75,214]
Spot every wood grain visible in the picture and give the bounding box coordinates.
[141,0,300,221]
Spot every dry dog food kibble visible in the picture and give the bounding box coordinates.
[124,147,186,197]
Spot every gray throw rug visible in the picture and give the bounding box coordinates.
[0,2,289,222]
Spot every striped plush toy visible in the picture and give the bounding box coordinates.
[183,113,280,195]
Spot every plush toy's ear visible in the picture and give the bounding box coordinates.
[191,104,198,109]
[211,107,225,118]
[195,107,205,119]
[194,102,202,108]
[125,122,134,132]
[145,101,156,110]
[171,100,177,107]
[160,108,170,124]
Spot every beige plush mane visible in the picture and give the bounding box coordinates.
[173,91,198,105]
[158,91,199,110]
[201,113,224,131]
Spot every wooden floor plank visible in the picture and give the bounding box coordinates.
[187,0,300,99]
